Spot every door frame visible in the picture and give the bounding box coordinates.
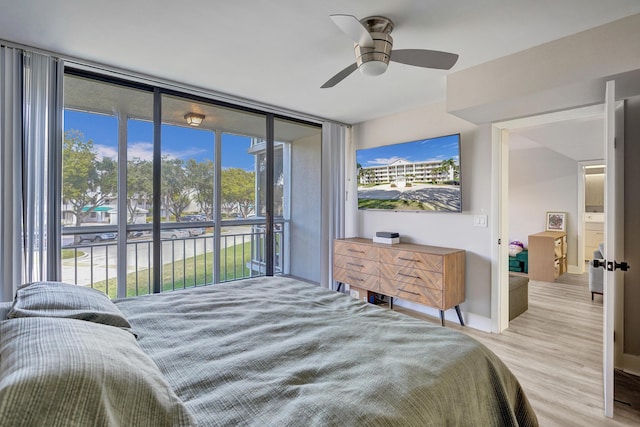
[604,80,626,417]
[578,160,606,274]
[491,99,625,417]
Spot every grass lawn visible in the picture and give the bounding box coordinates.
[358,198,433,210]
[92,241,255,299]
[62,249,85,259]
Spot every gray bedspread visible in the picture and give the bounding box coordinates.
[115,276,537,427]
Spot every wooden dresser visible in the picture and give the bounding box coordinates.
[528,231,567,282]
[333,238,465,326]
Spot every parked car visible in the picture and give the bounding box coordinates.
[78,232,117,243]
[186,227,205,236]
[160,229,189,239]
[181,214,206,222]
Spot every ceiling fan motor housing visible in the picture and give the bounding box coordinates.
[355,32,393,76]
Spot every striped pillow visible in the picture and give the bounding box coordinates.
[0,317,195,426]
[8,281,132,329]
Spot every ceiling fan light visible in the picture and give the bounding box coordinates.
[184,112,205,126]
[359,60,388,76]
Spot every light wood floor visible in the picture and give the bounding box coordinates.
[397,273,640,426]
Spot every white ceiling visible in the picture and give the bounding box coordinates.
[2,1,640,125]
[509,114,605,162]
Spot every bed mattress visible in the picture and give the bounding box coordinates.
[114,276,537,426]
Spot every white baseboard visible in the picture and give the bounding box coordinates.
[621,352,640,377]
[392,299,493,332]
[567,264,582,274]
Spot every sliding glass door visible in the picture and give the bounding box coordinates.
[62,72,153,297]
[61,69,321,297]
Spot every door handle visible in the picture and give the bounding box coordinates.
[607,261,630,272]
[593,259,606,269]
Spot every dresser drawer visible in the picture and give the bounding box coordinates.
[379,263,443,290]
[379,277,443,308]
[334,240,378,260]
[334,255,379,276]
[380,249,443,273]
[333,267,379,292]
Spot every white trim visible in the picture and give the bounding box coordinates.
[577,160,606,272]
[393,299,493,333]
[490,126,510,333]
[567,265,583,274]
[603,80,616,418]
[494,104,604,130]
[577,163,586,272]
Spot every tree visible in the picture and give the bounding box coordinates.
[186,159,214,219]
[127,158,153,223]
[220,168,255,218]
[62,130,117,226]
[161,157,191,221]
[440,158,457,183]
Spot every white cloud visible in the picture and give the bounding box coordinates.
[95,144,117,161]
[368,156,407,166]
[96,141,211,163]
[167,147,210,160]
[127,142,154,161]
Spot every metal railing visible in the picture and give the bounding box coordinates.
[60,225,285,298]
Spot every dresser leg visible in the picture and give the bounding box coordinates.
[454,305,465,326]
[439,310,445,326]
[389,297,393,309]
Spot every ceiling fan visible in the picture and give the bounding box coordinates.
[321,14,459,88]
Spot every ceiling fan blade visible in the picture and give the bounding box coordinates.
[329,14,374,48]
[321,63,358,88]
[390,49,459,70]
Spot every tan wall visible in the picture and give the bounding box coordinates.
[445,10,640,357]
[624,95,640,355]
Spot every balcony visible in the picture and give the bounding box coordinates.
[60,222,285,298]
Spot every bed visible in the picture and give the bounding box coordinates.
[0,277,538,426]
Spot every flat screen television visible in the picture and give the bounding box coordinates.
[356,133,461,212]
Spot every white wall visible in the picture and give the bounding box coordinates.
[509,146,579,267]
[290,133,322,282]
[348,102,493,326]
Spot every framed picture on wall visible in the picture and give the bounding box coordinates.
[546,211,567,231]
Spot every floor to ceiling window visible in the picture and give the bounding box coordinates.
[62,72,153,297]
[61,69,321,297]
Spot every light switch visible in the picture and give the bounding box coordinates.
[473,214,488,227]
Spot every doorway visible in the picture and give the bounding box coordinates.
[492,96,630,417]
[492,104,606,332]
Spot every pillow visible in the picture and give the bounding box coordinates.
[8,281,132,329]
[508,245,523,257]
[0,317,196,427]
[0,302,11,320]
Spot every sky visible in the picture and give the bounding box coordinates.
[356,134,460,168]
[64,110,255,170]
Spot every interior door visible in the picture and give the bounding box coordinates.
[603,79,625,417]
